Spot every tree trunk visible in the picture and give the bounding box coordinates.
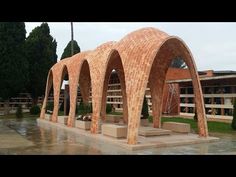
[32,97,38,106]
[4,99,10,115]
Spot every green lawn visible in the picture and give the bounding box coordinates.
[1,111,234,134]
[107,113,235,134]
[148,116,235,134]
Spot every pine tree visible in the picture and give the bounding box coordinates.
[0,22,27,114]
[25,23,57,105]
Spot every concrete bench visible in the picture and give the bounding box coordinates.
[162,122,190,133]
[45,114,51,121]
[105,115,122,123]
[102,124,127,138]
[75,120,91,130]
[139,127,172,137]
[57,116,68,125]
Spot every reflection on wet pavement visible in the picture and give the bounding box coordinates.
[0,118,236,154]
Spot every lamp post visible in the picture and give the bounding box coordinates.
[71,22,74,56]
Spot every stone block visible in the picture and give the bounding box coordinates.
[163,122,190,133]
[105,115,122,123]
[75,120,91,130]
[57,116,68,125]
[102,124,127,138]
[138,127,171,136]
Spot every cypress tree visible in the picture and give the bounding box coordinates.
[141,95,149,119]
[0,22,27,114]
[61,40,80,60]
[25,23,57,105]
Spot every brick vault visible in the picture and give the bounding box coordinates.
[40,27,208,145]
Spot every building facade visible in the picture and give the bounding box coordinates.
[106,69,236,122]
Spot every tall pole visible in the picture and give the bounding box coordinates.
[71,22,74,56]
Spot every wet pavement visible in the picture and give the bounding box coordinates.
[0,117,236,155]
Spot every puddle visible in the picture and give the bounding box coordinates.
[0,117,236,154]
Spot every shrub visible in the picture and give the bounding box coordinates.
[141,95,149,119]
[88,103,93,113]
[46,102,54,113]
[232,100,236,130]
[194,111,197,121]
[30,105,41,115]
[16,105,23,118]
[106,104,112,114]
[77,100,92,115]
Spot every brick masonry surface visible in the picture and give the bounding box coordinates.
[40,27,208,145]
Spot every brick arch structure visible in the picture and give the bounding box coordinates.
[100,50,128,123]
[40,27,208,145]
[51,63,70,122]
[148,37,208,137]
[40,69,53,119]
[65,51,91,127]
[86,42,118,133]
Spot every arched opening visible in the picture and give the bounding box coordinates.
[72,60,93,127]
[59,65,70,116]
[51,65,70,123]
[101,50,128,125]
[148,37,208,137]
[40,69,54,120]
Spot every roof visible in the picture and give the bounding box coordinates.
[167,74,236,83]
[213,70,236,74]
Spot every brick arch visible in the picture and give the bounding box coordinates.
[148,37,208,137]
[100,50,128,123]
[64,52,91,127]
[40,69,53,119]
[40,27,208,145]
[87,42,116,133]
[66,59,91,127]
[51,64,70,122]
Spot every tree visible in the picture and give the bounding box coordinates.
[25,23,57,105]
[194,110,197,121]
[171,57,186,68]
[141,95,149,119]
[232,100,236,130]
[61,40,80,60]
[16,105,23,118]
[0,22,27,115]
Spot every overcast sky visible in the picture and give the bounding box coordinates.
[25,22,236,71]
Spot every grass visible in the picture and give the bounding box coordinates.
[1,110,234,134]
[148,116,235,134]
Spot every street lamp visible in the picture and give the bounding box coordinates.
[71,22,74,56]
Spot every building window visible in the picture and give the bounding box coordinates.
[214,97,221,104]
[180,98,185,103]
[224,86,231,93]
[180,88,186,94]
[188,107,194,113]
[180,107,186,113]
[204,98,212,104]
[188,97,194,103]
[205,87,213,94]
[187,88,193,94]
[224,109,233,116]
